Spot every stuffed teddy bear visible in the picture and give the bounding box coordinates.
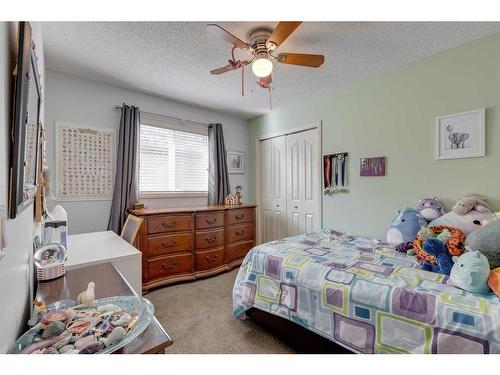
[420,239,454,275]
[416,197,446,221]
[465,218,500,268]
[429,209,492,236]
[387,207,427,245]
[450,251,491,294]
[452,193,493,215]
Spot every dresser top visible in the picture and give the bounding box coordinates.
[130,203,256,216]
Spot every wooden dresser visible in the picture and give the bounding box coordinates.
[130,204,256,293]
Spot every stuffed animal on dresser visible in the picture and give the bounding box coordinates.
[387,207,427,245]
[416,197,446,221]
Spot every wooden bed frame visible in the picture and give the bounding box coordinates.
[246,308,353,354]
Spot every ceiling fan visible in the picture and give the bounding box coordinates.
[207,22,325,90]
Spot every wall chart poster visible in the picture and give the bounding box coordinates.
[56,121,115,201]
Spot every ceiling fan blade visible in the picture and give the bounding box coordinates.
[210,65,234,75]
[207,24,249,50]
[267,22,302,49]
[277,53,325,67]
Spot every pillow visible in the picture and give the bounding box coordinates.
[465,219,500,268]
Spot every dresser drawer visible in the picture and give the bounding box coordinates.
[147,232,192,257]
[227,223,255,243]
[195,247,225,271]
[227,240,255,262]
[227,208,254,226]
[195,211,224,230]
[147,215,192,234]
[147,254,193,280]
[195,228,225,250]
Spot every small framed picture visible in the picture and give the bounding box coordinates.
[435,108,485,160]
[227,151,244,173]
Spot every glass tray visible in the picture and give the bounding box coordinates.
[8,296,154,354]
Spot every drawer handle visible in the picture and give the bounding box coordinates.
[235,214,245,220]
[205,255,218,263]
[205,236,217,243]
[162,261,178,270]
[235,230,245,236]
[162,221,177,228]
[161,241,177,248]
[206,218,217,225]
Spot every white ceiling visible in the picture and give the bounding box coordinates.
[41,22,500,119]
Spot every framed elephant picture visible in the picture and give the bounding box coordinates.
[435,108,485,160]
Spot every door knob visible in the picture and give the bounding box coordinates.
[276,204,279,207]
[294,206,298,209]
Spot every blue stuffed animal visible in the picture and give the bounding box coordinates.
[420,238,454,275]
[387,207,427,245]
[450,251,491,293]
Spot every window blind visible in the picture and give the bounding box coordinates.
[139,119,208,194]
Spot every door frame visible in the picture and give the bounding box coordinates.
[255,122,323,244]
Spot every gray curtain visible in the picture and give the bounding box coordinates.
[208,123,230,205]
[108,103,140,234]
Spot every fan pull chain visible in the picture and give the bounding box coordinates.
[241,66,245,97]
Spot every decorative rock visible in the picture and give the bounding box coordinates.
[42,321,66,338]
[20,334,63,354]
[58,344,76,354]
[52,332,71,350]
[64,309,77,323]
[41,310,68,326]
[74,335,96,351]
[68,317,100,335]
[95,318,112,336]
[97,304,121,314]
[42,347,59,354]
[127,314,138,332]
[110,313,131,327]
[78,341,103,354]
[102,327,125,347]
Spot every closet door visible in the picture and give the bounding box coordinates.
[286,129,320,236]
[259,136,287,243]
[271,136,287,240]
[260,139,274,243]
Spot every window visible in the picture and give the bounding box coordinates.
[139,113,208,196]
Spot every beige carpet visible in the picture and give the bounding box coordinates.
[147,268,297,354]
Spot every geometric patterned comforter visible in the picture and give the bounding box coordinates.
[232,229,500,354]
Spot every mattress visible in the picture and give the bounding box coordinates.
[232,229,500,354]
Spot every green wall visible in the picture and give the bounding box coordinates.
[248,32,500,240]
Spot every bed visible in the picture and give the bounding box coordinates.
[233,229,500,354]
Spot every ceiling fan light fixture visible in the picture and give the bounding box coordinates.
[252,58,273,78]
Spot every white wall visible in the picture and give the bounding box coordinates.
[0,21,45,353]
[45,70,250,235]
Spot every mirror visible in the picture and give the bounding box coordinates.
[9,22,42,218]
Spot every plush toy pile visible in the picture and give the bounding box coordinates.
[387,194,500,296]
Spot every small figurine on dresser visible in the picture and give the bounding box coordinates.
[235,185,243,205]
[224,194,236,207]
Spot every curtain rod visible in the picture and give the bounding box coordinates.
[113,105,208,128]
